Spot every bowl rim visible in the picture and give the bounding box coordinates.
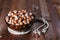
[8,27,31,35]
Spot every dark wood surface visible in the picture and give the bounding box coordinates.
[46,0,60,40]
[0,0,60,40]
[0,0,45,40]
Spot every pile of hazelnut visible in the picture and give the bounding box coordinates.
[5,10,34,30]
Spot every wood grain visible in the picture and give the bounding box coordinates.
[0,0,60,40]
[0,0,45,40]
[47,0,60,40]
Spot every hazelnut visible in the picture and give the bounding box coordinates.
[23,20,27,24]
[23,16,26,19]
[15,23,19,25]
[25,13,28,16]
[27,19,30,24]
[8,13,11,16]
[20,22,23,25]
[15,16,18,20]
[11,13,13,16]
[10,17,12,20]
[31,16,34,19]
[13,20,17,24]
[29,18,32,21]
[26,16,30,18]
[19,15,21,17]
[19,18,22,21]
[9,11,11,14]
[20,12,23,15]
[11,22,14,25]
[24,10,26,13]
[22,15,24,18]
[18,11,20,13]
[13,10,17,13]
[29,13,32,15]
[6,18,9,22]
[5,16,9,22]
[12,15,16,17]
[18,20,21,22]
[22,10,24,12]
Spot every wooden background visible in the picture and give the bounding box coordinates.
[0,0,60,40]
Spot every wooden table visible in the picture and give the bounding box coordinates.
[0,0,45,40]
[0,0,60,40]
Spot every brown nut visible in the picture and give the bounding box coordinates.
[20,12,23,15]
[13,20,17,24]
[23,16,26,19]
[22,10,25,12]
[20,22,23,25]
[27,19,30,24]
[18,20,21,23]
[24,10,26,13]
[22,15,24,18]
[31,16,34,19]
[11,22,14,25]
[23,20,27,24]
[9,11,12,14]
[5,16,9,22]
[29,13,32,15]
[13,10,17,13]
[25,13,28,16]
[15,23,19,25]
